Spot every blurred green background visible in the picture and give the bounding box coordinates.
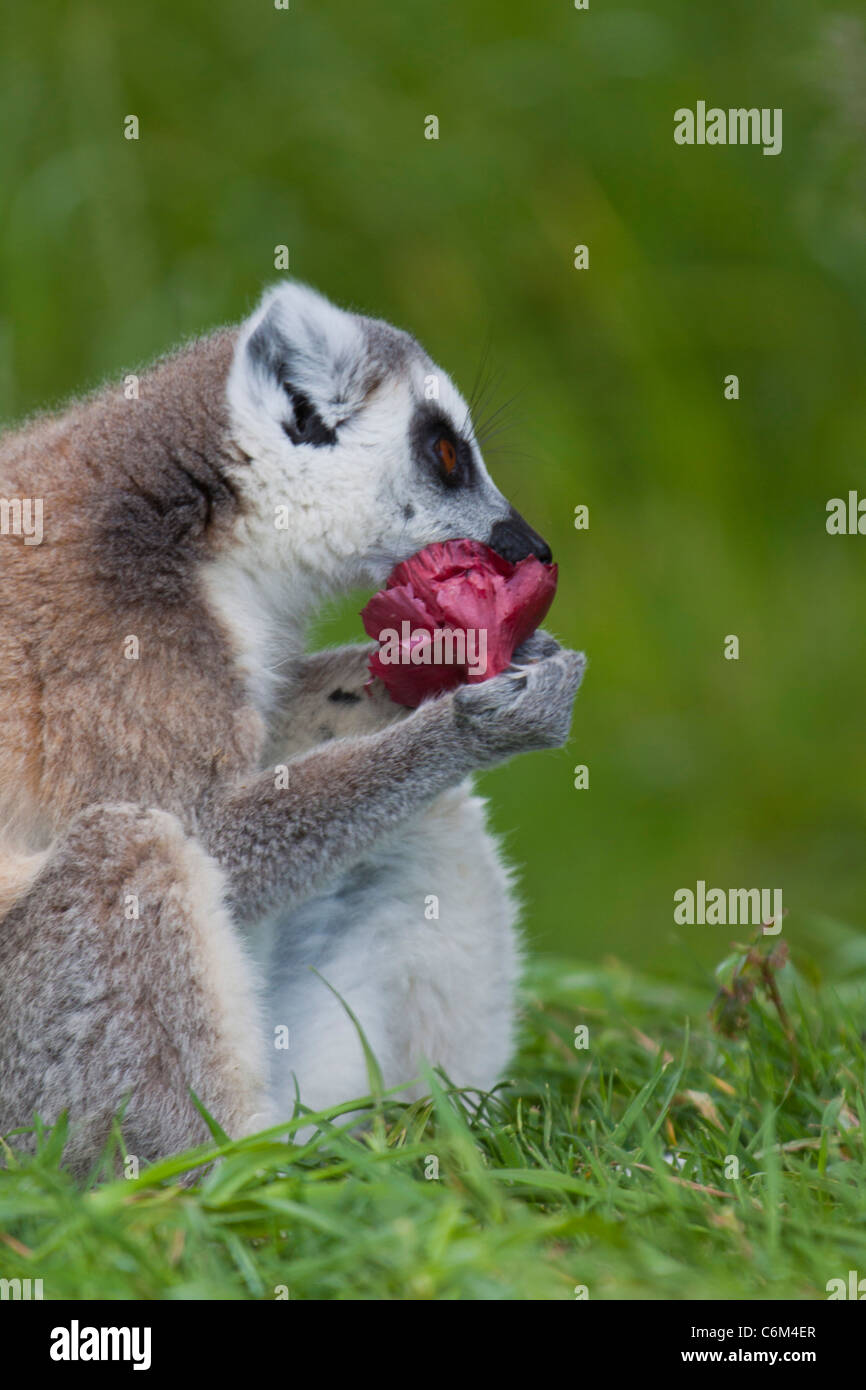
[1,1,863,971]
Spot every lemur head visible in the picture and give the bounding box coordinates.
[226,282,551,595]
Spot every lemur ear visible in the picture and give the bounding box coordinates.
[229,282,368,447]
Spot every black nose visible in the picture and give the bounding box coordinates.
[488,510,553,565]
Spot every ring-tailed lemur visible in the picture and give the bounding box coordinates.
[0,282,585,1172]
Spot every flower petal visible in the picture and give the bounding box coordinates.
[360,538,558,707]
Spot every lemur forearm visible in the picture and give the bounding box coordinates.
[202,694,475,925]
[283,643,372,699]
[263,643,393,761]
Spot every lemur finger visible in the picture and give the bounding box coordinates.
[525,648,586,746]
[453,646,586,760]
[511,628,562,665]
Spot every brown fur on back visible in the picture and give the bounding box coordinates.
[0,330,263,895]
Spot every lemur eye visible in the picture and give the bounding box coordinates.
[436,438,457,475]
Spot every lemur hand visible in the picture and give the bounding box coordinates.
[452,645,585,764]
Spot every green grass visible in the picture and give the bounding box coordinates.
[2,928,864,1301]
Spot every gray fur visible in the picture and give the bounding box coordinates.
[200,646,583,928]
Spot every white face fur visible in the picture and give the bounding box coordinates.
[224,281,552,606]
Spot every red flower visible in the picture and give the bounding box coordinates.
[361,539,557,707]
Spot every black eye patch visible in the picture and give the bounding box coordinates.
[282,385,338,447]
